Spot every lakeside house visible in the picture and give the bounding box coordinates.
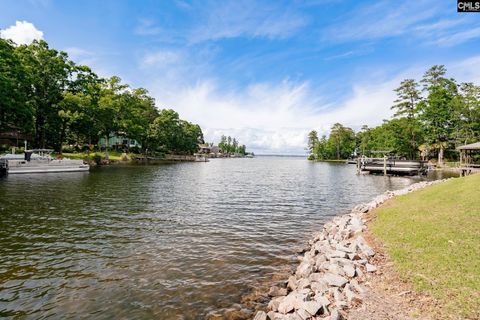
[198,143,223,157]
[99,134,141,150]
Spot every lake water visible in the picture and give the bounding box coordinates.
[0,157,448,319]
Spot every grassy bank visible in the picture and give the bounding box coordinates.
[64,152,127,161]
[55,151,133,162]
[370,174,480,319]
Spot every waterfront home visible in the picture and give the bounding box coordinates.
[99,134,141,150]
[198,144,223,157]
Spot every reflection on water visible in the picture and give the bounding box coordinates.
[0,158,446,319]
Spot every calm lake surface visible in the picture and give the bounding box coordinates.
[0,157,450,319]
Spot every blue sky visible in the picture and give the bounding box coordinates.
[1,0,480,154]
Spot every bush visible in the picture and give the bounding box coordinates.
[62,145,76,153]
[307,154,316,160]
[92,153,102,165]
[129,146,141,154]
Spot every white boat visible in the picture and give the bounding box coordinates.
[1,149,89,174]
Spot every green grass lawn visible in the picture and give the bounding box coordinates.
[59,151,130,161]
[371,174,480,319]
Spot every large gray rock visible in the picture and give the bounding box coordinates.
[268,296,285,312]
[352,203,370,213]
[314,294,330,307]
[308,272,324,283]
[343,264,356,278]
[327,263,345,276]
[329,308,342,320]
[253,311,268,320]
[344,284,362,304]
[295,278,311,290]
[299,300,323,316]
[310,281,328,295]
[294,308,311,320]
[348,216,364,233]
[267,311,287,320]
[366,263,377,272]
[335,244,355,253]
[269,285,288,297]
[287,275,297,291]
[323,273,348,287]
[296,260,314,278]
[325,250,348,259]
[278,292,308,314]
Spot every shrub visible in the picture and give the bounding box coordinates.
[92,153,102,165]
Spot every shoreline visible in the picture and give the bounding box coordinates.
[254,179,449,320]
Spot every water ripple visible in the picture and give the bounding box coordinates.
[0,157,448,319]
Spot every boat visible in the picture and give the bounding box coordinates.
[0,149,89,174]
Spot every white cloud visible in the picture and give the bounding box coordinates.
[433,27,480,47]
[141,50,183,67]
[188,1,307,43]
[449,55,480,84]
[134,19,162,36]
[148,74,403,154]
[325,0,437,42]
[145,55,480,154]
[64,47,93,61]
[0,20,43,45]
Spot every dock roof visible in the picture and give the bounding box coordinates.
[457,142,480,150]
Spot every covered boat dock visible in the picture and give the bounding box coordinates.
[457,142,480,176]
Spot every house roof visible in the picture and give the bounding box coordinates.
[457,142,480,150]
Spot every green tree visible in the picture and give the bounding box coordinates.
[218,135,227,153]
[328,123,355,159]
[356,125,373,157]
[15,40,73,148]
[391,79,422,159]
[56,92,89,154]
[96,76,127,159]
[455,83,480,145]
[418,66,458,165]
[307,130,319,159]
[0,38,32,136]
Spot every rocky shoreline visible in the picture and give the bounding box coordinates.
[253,179,448,320]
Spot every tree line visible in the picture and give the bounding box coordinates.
[218,135,247,155]
[0,38,204,158]
[308,65,480,164]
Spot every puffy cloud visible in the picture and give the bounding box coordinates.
[0,20,43,45]
[149,75,402,154]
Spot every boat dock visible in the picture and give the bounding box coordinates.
[356,156,426,176]
[457,142,480,176]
